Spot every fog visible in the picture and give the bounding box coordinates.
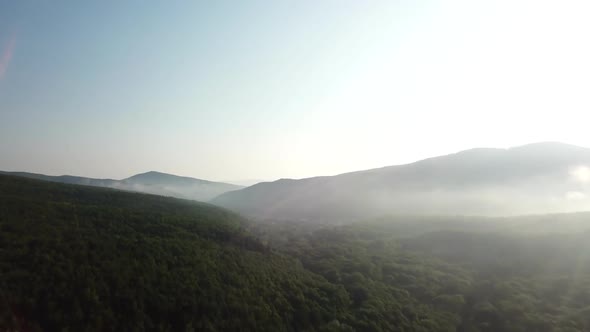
[2,0,590,330]
[213,143,590,222]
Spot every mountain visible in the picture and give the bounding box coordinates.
[3,174,590,331]
[0,170,243,201]
[117,171,243,201]
[212,142,590,222]
[0,174,350,331]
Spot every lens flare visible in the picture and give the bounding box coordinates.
[0,33,16,80]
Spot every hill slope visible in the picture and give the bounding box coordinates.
[2,175,589,331]
[0,174,349,331]
[212,142,590,221]
[257,216,590,332]
[0,170,243,201]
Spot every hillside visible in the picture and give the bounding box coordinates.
[212,142,590,222]
[2,175,590,331]
[255,216,590,332]
[0,175,351,331]
[0,170,243,202]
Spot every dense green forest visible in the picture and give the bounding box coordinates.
[1,174,590,331]
[0,175,350,331]
[257,219,590,332]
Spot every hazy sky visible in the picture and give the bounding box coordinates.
[1,1,589,181]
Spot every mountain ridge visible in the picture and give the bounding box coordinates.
[0,170,243,202]
[212,142,590,221]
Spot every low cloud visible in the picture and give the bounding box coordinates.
[566,191,587,200]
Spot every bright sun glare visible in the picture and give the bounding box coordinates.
[570,166,590,183]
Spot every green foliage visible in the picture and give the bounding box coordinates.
[0,175,347,331]
[257,218,590,332]
[2,174,590,331]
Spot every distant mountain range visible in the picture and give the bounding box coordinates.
[0,170,243,202]
[212,142,590,221]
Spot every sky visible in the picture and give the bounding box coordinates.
[1,0,589,182]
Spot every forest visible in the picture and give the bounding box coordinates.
[1,174,590,331]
